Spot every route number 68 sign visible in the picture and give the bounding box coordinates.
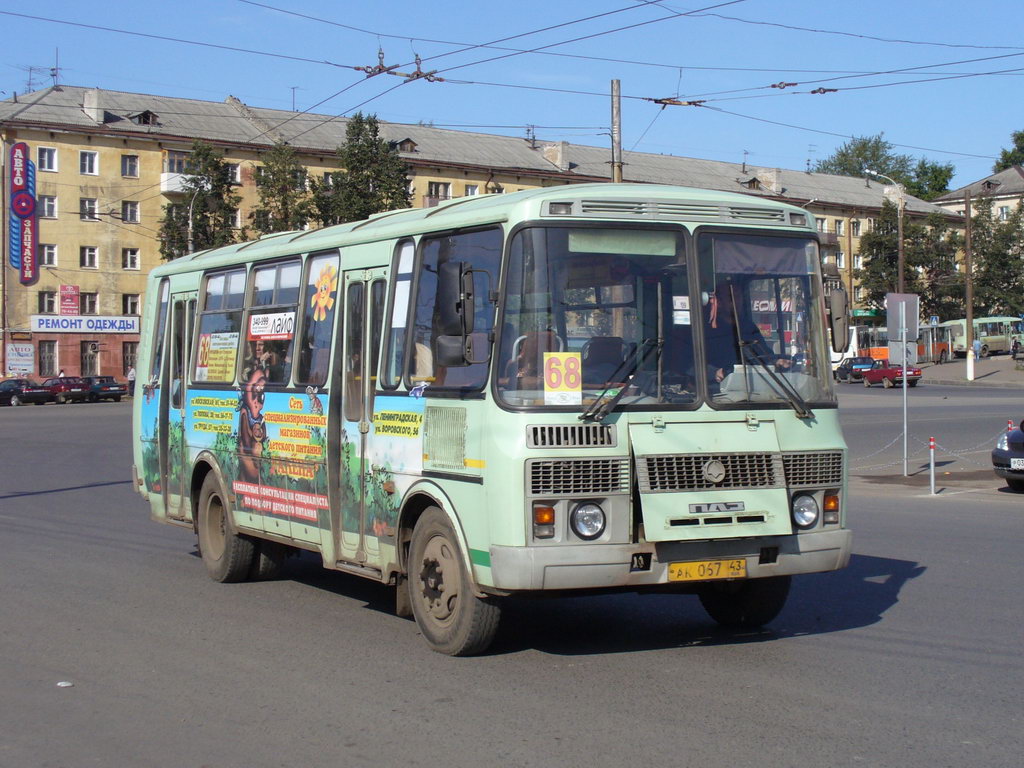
[543,352,582,405]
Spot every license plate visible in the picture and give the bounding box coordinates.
[667,558,746,582]
[1011,458,1024,470]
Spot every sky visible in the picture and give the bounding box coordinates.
[2,0,1021,191]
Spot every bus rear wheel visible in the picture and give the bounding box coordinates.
[699,575,791,629]
[197,473,255,583]
[408,507,501,656]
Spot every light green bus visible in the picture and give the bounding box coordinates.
[940,316,1023,358]
[132,183,852,655]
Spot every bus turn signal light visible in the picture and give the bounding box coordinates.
[533,505,555,539]
[823,493,840,524]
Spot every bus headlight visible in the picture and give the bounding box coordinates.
[792,494,819,529]
[570,503,606,540]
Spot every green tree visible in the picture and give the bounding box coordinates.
[854,200,961,313]
[993,130,1024,172]
[309,113,410,226]
[157,140,242,260]
[970,197,1024,316]
[814,134,953,201]
[250,142,311,235]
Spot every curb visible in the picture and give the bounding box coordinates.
[922,378,1024,389]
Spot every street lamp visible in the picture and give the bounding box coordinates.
[865,169,906,293]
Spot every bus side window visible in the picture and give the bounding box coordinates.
[296,251,340,388]
[383,240,414,389]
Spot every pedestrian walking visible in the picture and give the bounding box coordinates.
[127,365,136,396]
[973,338,982,360]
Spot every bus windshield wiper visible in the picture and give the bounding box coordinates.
[580,338,662,422]
[738,340,814,419]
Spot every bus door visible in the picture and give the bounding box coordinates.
[337,270,388,565]
[160,292,197,520]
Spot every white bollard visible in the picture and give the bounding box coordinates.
[929,436,936,495]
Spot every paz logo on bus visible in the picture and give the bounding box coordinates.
[689,501,746,515]
[702,459,727,484]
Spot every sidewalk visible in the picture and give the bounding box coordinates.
[916,354,1024,389]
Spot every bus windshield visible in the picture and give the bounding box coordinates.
[497,226,834,411]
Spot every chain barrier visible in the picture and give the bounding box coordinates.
[850,427,1005,472]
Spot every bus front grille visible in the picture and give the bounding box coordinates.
[529,458,630,496]
[782,451,844,487]
[637,453,784,492]
[527,424,616,448]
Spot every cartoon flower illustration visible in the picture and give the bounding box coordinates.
[311,263,338,322]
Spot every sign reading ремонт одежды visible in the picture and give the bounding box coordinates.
[30,315,140,334]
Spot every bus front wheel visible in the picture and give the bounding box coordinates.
[197,473,255,583]
[699,575,791,629]
[408,507,501,656]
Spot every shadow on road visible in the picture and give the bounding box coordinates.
[0,479,132,500]
[270,551,923,657]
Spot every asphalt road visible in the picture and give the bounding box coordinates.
[1,399,1021,768]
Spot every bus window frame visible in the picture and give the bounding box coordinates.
[403,225,503,398]
[194,266,248,386]
[295,248,342,390]
[382,238,416,391]
[243,256,303,389]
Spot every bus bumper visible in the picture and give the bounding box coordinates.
[487,528,851,591]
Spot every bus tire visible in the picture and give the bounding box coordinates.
[699,575,791,629]
[1006,478,1024,493]
[863,378,871,388]
[197,473,255,583]
[981,345,990,358]
[408,506,501,656]
[883,376,894,388]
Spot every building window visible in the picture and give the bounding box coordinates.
[854,253,863,269]
[427,181,451,199]
[122,294,140,315]
[39,340,57,377]
[38,147,57,172]
[816,218,825,233]
[80,198,99,221]
[122,341,138,376]
[122,248,140,270]
[121,201,140,223]
[228,163,240,184]
[80,246,98,269]
[465,184,479,196]
[40,196,57,218]
[81,341,99,377]
[998,206,1011,221]
[834,219,844,236]
[836,252,845,269]
[164,150,190,174]
[80,150,98,175]
[40,244,57,266]
[81,293,99,314]
[851,220,861,237]
[38,291,57,314]
[854,286,863,302]
[121,154,139,177]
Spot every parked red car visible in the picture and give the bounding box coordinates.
[862,359,922,388]
[42,376,90,403]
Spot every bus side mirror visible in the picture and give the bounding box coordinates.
[829,287,851,354]
[437,261,474,336]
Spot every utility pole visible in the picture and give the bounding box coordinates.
[611,80,623,183]
[965,191,974,382]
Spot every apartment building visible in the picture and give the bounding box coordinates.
[2,85,956,376]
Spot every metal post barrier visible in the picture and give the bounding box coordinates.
[929,436,936,495]
[1009,419,1014,432]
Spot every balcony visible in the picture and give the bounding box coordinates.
[422,195,452,208]
[818,232,839,247]
[160,172,191,194]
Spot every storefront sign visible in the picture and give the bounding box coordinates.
[6,343,34,375]
[8,142,38,285]
[60,285,81,315]
[30,315,141,334]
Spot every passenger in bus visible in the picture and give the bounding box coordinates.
[507,330,559,389]
[703,281,793,385]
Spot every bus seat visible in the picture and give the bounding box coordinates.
[582,336,625,387]
[507,330,559,389]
